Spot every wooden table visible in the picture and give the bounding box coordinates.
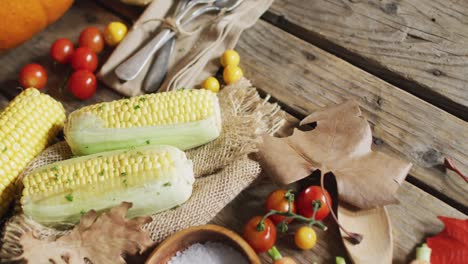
[0,1,466,263]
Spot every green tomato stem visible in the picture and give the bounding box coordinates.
[311,200,321,221]
[335,256,346,264]
[258,209,328,231]
[267,246,282,261]
[415,243,431,262]
[256,190,328,234]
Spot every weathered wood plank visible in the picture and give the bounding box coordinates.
[263,0,468,120]
[94,0,143,22]
[0,1,465,263]
[235,20,468,212]
[212,178,466,263]
[212,114,465,263]
[213,115,466,263]
[0,1,123,113]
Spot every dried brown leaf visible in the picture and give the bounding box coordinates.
[17,202,153,264]
[258,101,412,209]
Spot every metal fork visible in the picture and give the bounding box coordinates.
[115,0,243,82]
[143,0,191,93]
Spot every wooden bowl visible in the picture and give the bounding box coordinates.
[145,224,261,264]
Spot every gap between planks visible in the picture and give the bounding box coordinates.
[95,0,468,121]
[235,20,468,214]
[1,0,464,214]
[261,0,468,121]
[256,89,467,215]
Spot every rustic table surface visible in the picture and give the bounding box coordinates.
[0,1,466,263]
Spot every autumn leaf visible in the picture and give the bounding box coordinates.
[257,100,412,209]
[16,202,153,264]
[427,216,468,264]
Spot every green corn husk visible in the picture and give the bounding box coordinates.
[64,89,222,155]
[21,145,194,225]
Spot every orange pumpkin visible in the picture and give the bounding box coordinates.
[0,0,74,52]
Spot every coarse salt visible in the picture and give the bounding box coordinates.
[167,241,249,264]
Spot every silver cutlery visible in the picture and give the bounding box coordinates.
[143,0,191,93]
[114,0,244,82]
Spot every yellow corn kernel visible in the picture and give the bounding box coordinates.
[65,89,222,155]
[21,145,194,225]
[21,147,175,203]
[67,89,216,129]
[0,88,65,217]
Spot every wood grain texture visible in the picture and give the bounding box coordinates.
[145,224,261,264]
[211,116,465,263]
[0,1,466,263]
[0,1,122,113]
[211,178,466,263]
[264,0,468,120]
[94,0,143,23]
[235,20,468,212]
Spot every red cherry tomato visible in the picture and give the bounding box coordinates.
[70,47,98,72]
[265,189,296,224]
[78,27,104,54]
[50,38,75,64]
[68,70,97,100]
[297,186,332,220]
[19,64,47,89]
[243,216,276,253]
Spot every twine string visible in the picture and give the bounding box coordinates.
[133,6,229,37]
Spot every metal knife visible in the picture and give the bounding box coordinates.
[143,0,190,93]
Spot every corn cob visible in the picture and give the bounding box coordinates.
[21,145,194,225]
[0,88,65,217]
[64,89,222,155]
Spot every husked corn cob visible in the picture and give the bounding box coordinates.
[64,89,222,155]
[0,88,65,217]
[21,145,194,225]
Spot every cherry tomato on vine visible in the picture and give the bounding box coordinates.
[243,216,276,253]
[70,47,98,72]
[78,27,104,54]
[50,38,75,64]
[19,63,47,89]
[294,226,317,250]
[265,189,296,224]
[68,70,97,100]
[297,186,332,220]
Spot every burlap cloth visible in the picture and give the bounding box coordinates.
[0,79,285,261]
[99,0,274,96]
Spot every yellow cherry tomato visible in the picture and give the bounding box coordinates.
[223,65,243,85]
[201,76,220,93]
[220,49,240,67]
[104,22,128,46]
[294,226,317,250]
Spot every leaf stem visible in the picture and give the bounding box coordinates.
[444,157,468,184]
[320,172,362,244]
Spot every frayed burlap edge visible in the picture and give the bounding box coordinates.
[0,78,285,261]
